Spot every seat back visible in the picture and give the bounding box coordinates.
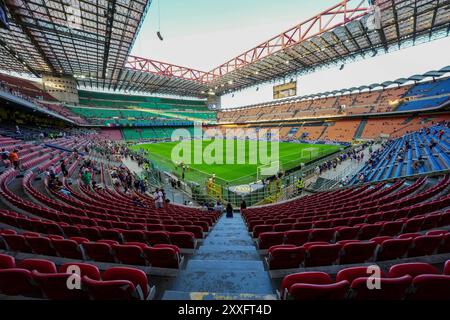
[289,280,350,300]
[83,276,137,300]
[408,275,450,300]
[388,262,439,278]
[144,247,180,269]
[18,259,57,274]
[103,267,149,299]
[0,269,36,296]
[350,275,412,300]
[32,271,88,300]
[0,253,15,269]
[280,272,332,300]
[60,263,101,281]
[268,247,305,270]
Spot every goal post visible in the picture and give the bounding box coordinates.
[257,160,282,181]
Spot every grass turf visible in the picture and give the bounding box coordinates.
[131,140,341,185]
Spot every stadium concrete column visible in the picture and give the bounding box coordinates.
[42,75,79,104]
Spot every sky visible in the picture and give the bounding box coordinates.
[131,0,340,71]
[131,0,450,109]
[221,36,450,108]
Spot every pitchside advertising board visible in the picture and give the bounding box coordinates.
[273,81,297,100]
[0,0,8,30]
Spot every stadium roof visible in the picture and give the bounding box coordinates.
[0,0,449,98]
[219,67,450,110]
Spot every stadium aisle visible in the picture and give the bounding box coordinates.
[163,213,277,300]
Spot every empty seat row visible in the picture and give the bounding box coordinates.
[0,254,155,300]
[266,231,450,269]
[0,230,183,268]
[257,210,450,249]
[0,212,199,247]
[280,261,450,300]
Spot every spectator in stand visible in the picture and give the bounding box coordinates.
[60,160,68,182]
[1,148,10,167]
[153,188,164,209]
[81,168,92,188]
[9,149,20,170]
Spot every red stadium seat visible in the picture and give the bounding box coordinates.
[26,236,57,256]
[59,263,101,280]
[183,225,204,239]
[0,253,15,269]
[357,224,383,240]
[335,226,359,241]
[407,275,450,300]
[83,242,116,263]
[350,275,412,300]
[2,234,32,252]
[18,259,57,274]
[284,230,310,246]
[336,266,386,284]
[267,246,305,270]
[143,246,181,269]
[82,276,139,300]
[145,231,171,245]
[280,272,332,300]
[32,271,88,300]
[122,230,146,243]
[273,223,292,232]
[340,241,378,264]
[258,232,285,249]
[292,222,313,230]
[305,243,341,267]
[164,225,184,232]
[52,239,84,260]
[376,238,412,261]
[113,245,146,265]
[69,237,90,244]
[438,233,450,253]
[388,262,440,278]
[0,269,38,296]
[445,260,450,275]
[100,229,123,243]
[253,225,273,238]
[169,232,195,249]
[289,281,349,300]
[310,228,336,242]
[408,234,443,257]
[380,221,404,236]
[103,267,154,300]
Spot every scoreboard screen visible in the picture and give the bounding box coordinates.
[273,81,297,99]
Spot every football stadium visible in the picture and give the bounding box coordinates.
[0,0,450,308]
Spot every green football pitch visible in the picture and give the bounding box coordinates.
[131,140,341,185]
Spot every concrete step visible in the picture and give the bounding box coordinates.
[197,245,256,253]
[162,290,277,300]
[186,259,265,272]
[201,237,255,246]
[169,270,274,294]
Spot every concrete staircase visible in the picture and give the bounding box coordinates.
[162,213,277,300]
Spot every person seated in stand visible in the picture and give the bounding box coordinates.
[132,195,144,207]
[412,156,425,172]
[1,148,10,167]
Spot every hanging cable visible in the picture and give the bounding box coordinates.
[156,0,163,41]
